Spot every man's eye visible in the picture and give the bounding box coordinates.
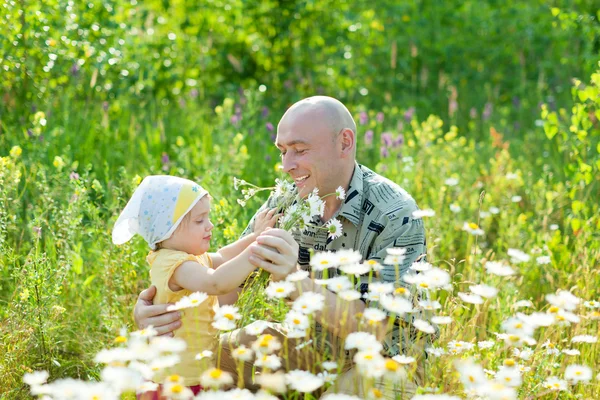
[279,152,286,158]
[296,149,307,154]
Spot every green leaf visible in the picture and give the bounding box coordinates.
[83,275,96,287]
[71,251,83,275]
[571,200,584,214]
[544,123,558,140]
[551,7,560,17]
[570,218,581,232]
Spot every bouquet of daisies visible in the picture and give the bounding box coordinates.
[234,177,346,323]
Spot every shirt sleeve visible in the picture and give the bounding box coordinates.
[370,210,427,288]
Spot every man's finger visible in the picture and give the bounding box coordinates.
[145,309,182,327]
[138,285,157,302]
[250,244,286,265]
[258,228,297,247]
[154,319,183,337]
[255,235,294,255]
[138,303,179,320]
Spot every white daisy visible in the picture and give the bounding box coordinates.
[335,186,346,200]
[393,355,416,364]
[214,305,241,322]
[469,284,498,298]
[431,315,453,325]
[245,320,269,336]
[254,354,282,370]
[462,222,484,236]
[449,204,461,213]
[543,376,569,391]
[507,248,530,263]
[564,364,592,382]
[310,251,337,271]
[485,261,516,276]
[412,209,435,218]
[285,270,309,282]
[292,292,325,314]
[265,280,296,299]
[458,292,484,304]
[200,368,233,388]
[571,335,597,343]
[231,345,254,362]
[167,291,208,311]
[326,218,343,240]
[284,310,310,331]
[413,319,436,334]
[285,370,324,392]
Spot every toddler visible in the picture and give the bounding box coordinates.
[112,175,278,395]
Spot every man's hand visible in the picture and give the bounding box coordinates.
[249,229,299,281]
[134,285,182,336]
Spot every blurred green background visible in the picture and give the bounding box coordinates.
[1,0,599,397]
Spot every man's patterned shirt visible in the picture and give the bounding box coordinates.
[242,163,428,356]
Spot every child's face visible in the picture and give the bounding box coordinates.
[167,196,213,255]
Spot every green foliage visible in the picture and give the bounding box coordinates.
[0,0,599,397]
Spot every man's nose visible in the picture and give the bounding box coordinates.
[282,152,296,173]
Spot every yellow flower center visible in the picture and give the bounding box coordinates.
[548,306,559,313]
[455,343,463,347]
[276,288,285,293]
[114,336,127,344]
[508,335,520,342]
[419,282,429,288]
[168,375,180,382]
[293,319,301,325]
[367,260,377,265]
[514,323,522,328]
[468,222,479,230]
[210,369,223,379]
[575,371,582,376]
[364,354,373,360]
[385,360,398,371]
[320,260,330,265]
[224,313,234,320]
[191,299,199,304]
[469,375,475,383]
[556,315,565,321]
[503,359,516,367]
[395,288,407,295]
[171,384,183,393]
[371,388,383,398]
[553,383,560,388]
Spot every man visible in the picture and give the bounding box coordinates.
[134,96,427,397]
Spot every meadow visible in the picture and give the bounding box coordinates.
[1,0,599,398]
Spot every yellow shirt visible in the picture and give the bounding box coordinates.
[147,249,219,386]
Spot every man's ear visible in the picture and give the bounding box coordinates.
[340,128,355,157]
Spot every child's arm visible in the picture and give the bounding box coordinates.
[210,208,279,268]
[170,247,257,295]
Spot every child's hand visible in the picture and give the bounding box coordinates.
[254,208,280,235]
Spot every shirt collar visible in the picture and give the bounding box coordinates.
[335,163,364,226]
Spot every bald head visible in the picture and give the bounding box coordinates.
[279,96,357,143]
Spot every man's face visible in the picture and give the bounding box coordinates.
[275,112,342,198]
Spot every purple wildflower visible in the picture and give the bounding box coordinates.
[404,107,415,122]
[284,80,293,90]
[364,130,373,146]
[161,152,170,165]
[270,134,276,142]
[381,132,393,147]
[380,146,389,158]
[179,99,186,108]
[190,89,199,99]
[359,112,368,125]
[102,101,109,112]
[266,122,274,132]
[70,63,80,76]
[261,107,270,118]
[376,112,384,123]
[27,129,34,138]
[483,102,493,121]
[265,154,272,162]
[33,226,42,237]
[231,114,240,126]
[393,134,404,147]
[470,108,478,119]
[69,172,80,180]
